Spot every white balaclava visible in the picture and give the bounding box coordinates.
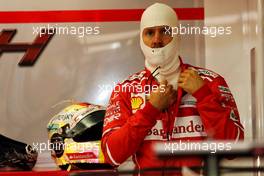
[140,3,180,89]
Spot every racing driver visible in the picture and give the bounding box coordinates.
[101,3,244,176]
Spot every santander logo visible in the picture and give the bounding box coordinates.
[172,120,205,134]
[145,116,207,140]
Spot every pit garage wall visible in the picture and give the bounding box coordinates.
[0,0,204,170]
[204,0,256,143]
[204,0,262,175]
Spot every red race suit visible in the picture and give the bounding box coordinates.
[101,58,244,175]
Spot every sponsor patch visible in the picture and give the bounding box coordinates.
[201,76,213,82]
[120,71,146,84]
[221,93,235,102]
[230,109,239,122]
[145,116,207,140]
[172,116,207,139]
[104,101,121,126]
[180,94,197,107]
[198,69,219,78]
[131,96,144,110]
[67,152,97,160]
[105,101,121,117]
[145,120,165,140]
[218,86,231,94]
[110,92,119,101]
[131,93,146,113]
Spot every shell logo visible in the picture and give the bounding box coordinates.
[131,96,144,110]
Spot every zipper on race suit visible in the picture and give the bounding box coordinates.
[167,131,170,141]
[165,109,171,141]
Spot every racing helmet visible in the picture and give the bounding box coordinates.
[47,102,111,170]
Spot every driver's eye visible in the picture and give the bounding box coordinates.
[145,30,154,37]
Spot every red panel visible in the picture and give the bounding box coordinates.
[0,8,204,23]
